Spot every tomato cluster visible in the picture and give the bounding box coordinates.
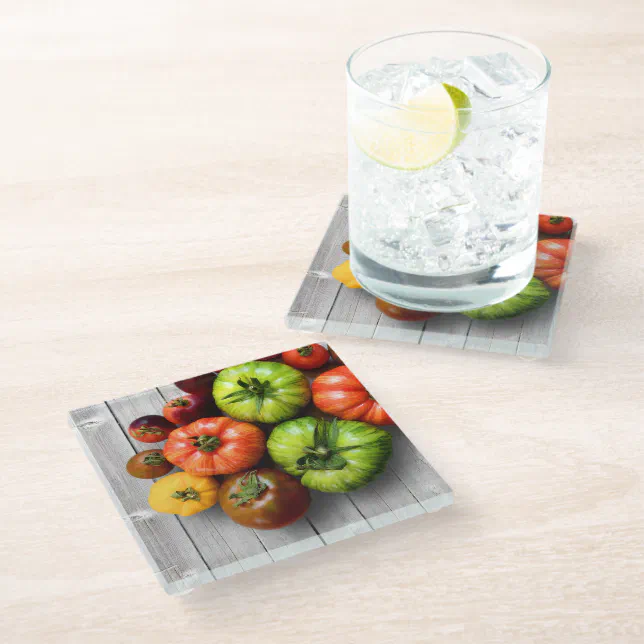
[124,347,394,529]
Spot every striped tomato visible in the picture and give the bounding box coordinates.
[311,366,393,425]
[163,417,266,476]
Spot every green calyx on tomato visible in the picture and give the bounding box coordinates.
[228,470,268,507]
[296,346,314,357]
[267,416,393,493]
[190,434,221,452]
[548,216,565,224]
[142,452,167,466]
[170,487,201,502]
[168,398,190,407]
[213,361,311,424]
[296,418,363,472]
[136,426,164,436]
[222,377,272,414]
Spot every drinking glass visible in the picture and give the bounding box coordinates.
[347,31,551,311]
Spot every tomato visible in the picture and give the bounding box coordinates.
[213,361,311,423]
[126,449,174,479]
[534,239,571,287]
[174,372,216,396]
[342,240,350,254]
[543,274,563,289]
[281,344,330,370]
[218,469,310,529]
[128,415,175,443]
[311,366,393,425]
[163,417,266,475]
[267,417,392,493]
[148,472,219,516]
[375,298,440,321]
[163,393,213,426]
[538,214,573,235]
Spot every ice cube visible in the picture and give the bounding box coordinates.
[400,65,441,103]
[464,52,539,99]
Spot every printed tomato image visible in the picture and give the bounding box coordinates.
[218,469,310,529]
[174,372,217,396]
[462,278,551,320]
[267,417,392,493]
[281,344,330,370]
[213,361,311,424]
[126,450,174,479]
[148,472,219,517]
[128,415,175,443]
[538,215,573,235]
[534,239,571,290]
[311,366,393,425]
[375,299,440,321]
[163,417,266,476]
[163,393,213,426]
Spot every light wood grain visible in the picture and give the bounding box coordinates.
[2,1,643,642]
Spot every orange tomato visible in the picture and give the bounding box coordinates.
[311,366,393,426]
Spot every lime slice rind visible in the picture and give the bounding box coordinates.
[352,83,471,171]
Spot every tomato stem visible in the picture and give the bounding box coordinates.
[171,487,200,502]
[169,397,190,408]
[142,452,167,466]
[136,426,164,436]
[296,345,314,357]
[549,216,565,224]
[191,434,221,452]
[229,470,268,507]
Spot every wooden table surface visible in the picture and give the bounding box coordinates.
[2,2,643,642]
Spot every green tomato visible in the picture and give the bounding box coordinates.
[213,361,311,424]
[462,277,551,320]
[267,416,392,493]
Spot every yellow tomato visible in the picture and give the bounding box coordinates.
[148,472,219,517]
[332,260,361,289]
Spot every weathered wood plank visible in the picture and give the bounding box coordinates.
[306,490,372,544]
[488,317,526,355]
[286,198,349,332]
[373,315,426,343]
[515,296,557,358]
[156,384,324,564]
[384,425,453,512]
[346,289,383,338]
[109,388,271,578]
[420,314,472,349]
[463,319,496,352]
[69,403,213,594]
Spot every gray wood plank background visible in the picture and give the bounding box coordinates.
[70,344,452,594]
[286,197,576,358]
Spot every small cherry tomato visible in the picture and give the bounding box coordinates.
[163,394,213,426]
[375,298,440,321]
[538,215,573,235]
[342,240,350,254]
[126,449,175,479]
[128,415,175,443]
[218,469,310,530]
[282,344,330,370]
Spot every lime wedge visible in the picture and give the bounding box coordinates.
[352,83,471,171]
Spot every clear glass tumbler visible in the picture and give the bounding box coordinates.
[347,31,551,312]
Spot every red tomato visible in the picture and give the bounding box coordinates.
[174,372,216,396]
[126,449,175,479]
[163,393,213,426]
[282,344,330,370]
[128,415,175,443]
[534,239,571,280]
[163,417,266,475]
[311,366,393,425]
[218,469,310,530]
[539,215,573,235]
[375,298,440,321]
